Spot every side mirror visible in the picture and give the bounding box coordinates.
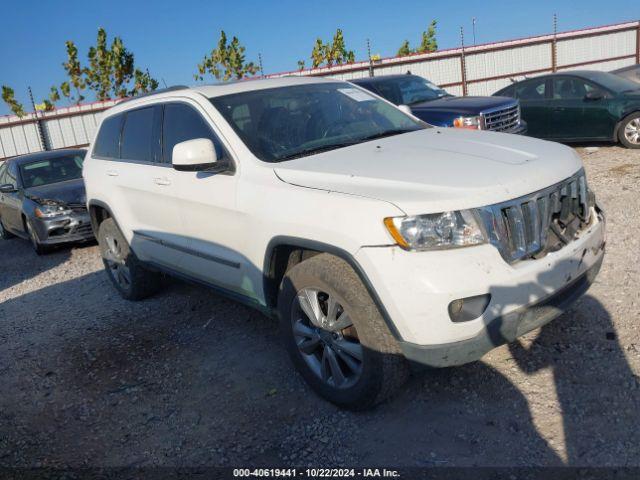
[172,138,219,172]
[398,105,413,115]
[585,91,603,101]
[0,183,16,193]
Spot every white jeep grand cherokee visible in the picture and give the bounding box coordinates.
[84,77,605,409]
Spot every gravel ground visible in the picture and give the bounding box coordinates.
[0,145,639,468]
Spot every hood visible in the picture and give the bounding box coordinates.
[274,129,583,215]
[24,177,86,206]
[410,95,516,115]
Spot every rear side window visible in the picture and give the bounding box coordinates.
[162,103,225,164]
[497,85,515,97]
[515,79,547,100]
[93,114,123,158]
[121,107,155,162]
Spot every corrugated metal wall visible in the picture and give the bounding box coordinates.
[271,20,640,98]
[0,100,118,160]
[1,20,639,160]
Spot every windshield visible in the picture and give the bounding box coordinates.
[210,82,425,162]
[374,76,450,106]
[588,71,640,93]
[19,155,84,188]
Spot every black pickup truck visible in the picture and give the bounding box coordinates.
[352,74,527,134]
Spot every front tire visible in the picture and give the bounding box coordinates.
[97,218,162,300]
[25,218,49,255]
[278,253,409,410]
[618,112,640,149]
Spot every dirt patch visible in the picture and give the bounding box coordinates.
[1,146,639,468]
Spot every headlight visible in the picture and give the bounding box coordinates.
[453,115,482,130]
[384,210,486,251]
[34,204,72,218]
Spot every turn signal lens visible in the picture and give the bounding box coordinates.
[453,116,482,130]
[384,210,486,251]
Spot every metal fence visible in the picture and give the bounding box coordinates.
[1,20,639,161]
[270,20,640,97]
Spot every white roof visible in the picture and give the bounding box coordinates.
[193,76,337,98]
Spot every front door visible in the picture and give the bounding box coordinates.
[0,161,24,233]
[160,101,248,296]
[548,76,613,141]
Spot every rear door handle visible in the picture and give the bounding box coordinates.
[106,169,119,177]
[153,177,171,186]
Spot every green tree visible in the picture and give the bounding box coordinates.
[397,20,438,56]
[310,29,355,68]
[297,59,305,71]
[418,20,438,53]
[131,68,159,95]
[61,40,86,103]
[397,40,412,57]
[311,38,326,68]
[1,86,25,117]
[111,36,135,98]
[195,30,258,81]
[49,86,61,103]
[85,28,113,100]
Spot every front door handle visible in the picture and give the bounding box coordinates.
[153,177,171,186]
[106,169,119,177]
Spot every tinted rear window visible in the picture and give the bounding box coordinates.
[121,107,155,162]
[93,114,123,158]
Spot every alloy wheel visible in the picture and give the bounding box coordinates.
[624,118,640,145]
[291,288,363,389]
[103,235,131,291]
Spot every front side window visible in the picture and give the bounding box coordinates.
[93,114,123,158]
[553,78,596,100]
[210,82,425,162]
[121,107,155,162]
[162,103,225,164]
[19,155,84,189]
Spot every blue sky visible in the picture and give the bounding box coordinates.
[0,0,638,115]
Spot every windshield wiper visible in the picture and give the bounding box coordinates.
[275,129,416,161]
[276,141,359,161]
[356,128,416,142]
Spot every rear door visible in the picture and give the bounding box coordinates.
[105,104,186,269]
[513,77,552,138]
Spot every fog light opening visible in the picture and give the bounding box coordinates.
[448,294,492,323]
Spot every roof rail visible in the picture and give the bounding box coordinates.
[117,85,190,105]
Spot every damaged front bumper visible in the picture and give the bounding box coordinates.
[30,209,94,245]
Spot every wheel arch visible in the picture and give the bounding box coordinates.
[87,200,114,235]
[263,236,402,340]
[613,109,640,142]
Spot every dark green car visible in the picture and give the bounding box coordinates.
[494,70,640,148]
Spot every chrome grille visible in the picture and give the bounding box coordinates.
[482,103,521,132]
[478,171,592,263]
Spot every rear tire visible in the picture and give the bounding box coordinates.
[278,253,409,410]
[0,217,14,240]
[97,218,162,300]
[618,112,640,149]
